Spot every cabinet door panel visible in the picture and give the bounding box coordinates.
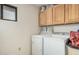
[39,11,47,26]
[53,5,65,24]
[65,4,79,23]
[46,7,53,25]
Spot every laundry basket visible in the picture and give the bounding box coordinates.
[67,46,79,55]
[66,39,79,55]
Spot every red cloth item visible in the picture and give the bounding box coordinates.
[70,31,79,48]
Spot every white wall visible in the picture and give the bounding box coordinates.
[0,4,40,55]
[53,24,79,32]
[41,24,79,34]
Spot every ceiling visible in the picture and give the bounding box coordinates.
[34,4,51,8]
[35,4,47,7]
[34,4,57,8]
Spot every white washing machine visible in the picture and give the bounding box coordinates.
[32,34,69,55]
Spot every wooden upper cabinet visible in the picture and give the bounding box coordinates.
[39,4,79,26]
[53,4,65,24]
[46,7,53,25]
[65,4,79,23]
[39,7,53,26]
[39,11,47,26]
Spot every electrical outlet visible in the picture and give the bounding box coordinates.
[18,47,21,51]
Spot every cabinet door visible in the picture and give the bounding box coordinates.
[39,11,47,26]
[65,4,79,23]
[46,7,53,25]
[53,4,65,24]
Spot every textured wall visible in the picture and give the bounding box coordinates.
[0,4,40,55]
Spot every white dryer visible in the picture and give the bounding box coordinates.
[32,34,69,55]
